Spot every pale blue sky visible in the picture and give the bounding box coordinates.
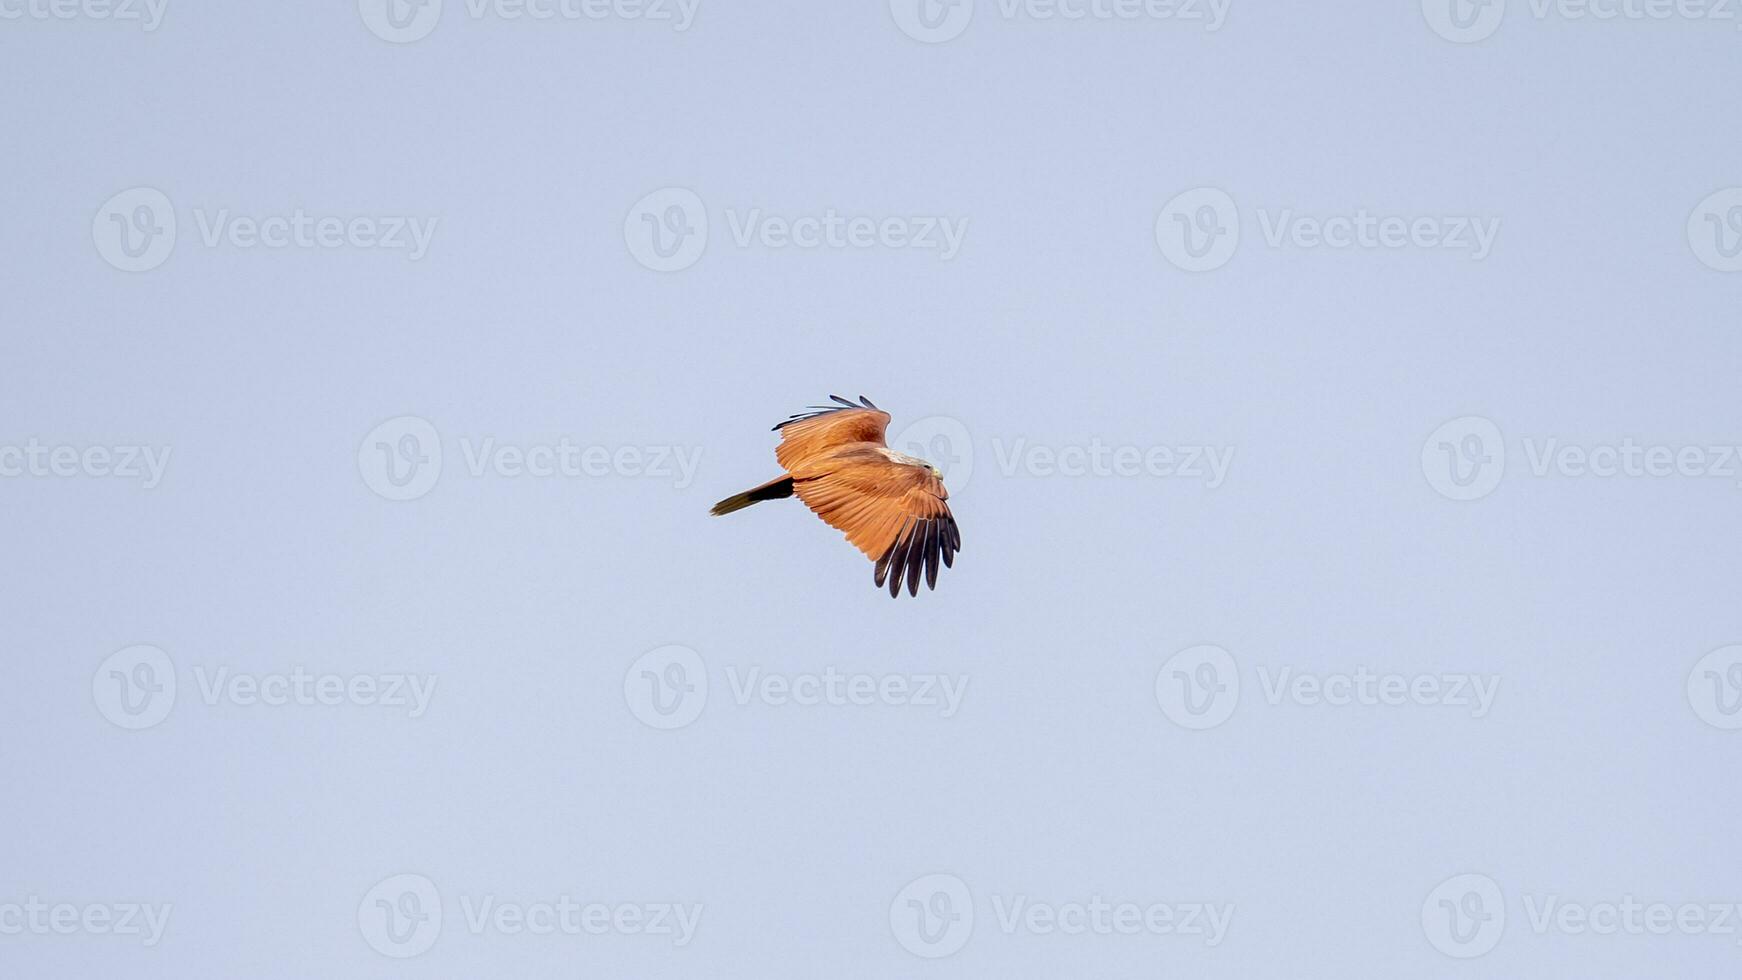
[4,2,1741,976]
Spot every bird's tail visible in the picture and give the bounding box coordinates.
[709,475,794,516]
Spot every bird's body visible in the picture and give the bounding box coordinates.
[711,396,961,597]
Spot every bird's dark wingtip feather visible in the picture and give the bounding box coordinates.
[886,520,917,597]
[923,521,940,590]
[904,533,923,596]
[772,397,885,431]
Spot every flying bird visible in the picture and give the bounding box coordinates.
[710,396,960,597]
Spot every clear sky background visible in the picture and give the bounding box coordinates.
[4,1,1741,976]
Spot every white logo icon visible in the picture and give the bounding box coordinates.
[1688,645,1742,730]
[1421,416,1504,500]
[624,645,708,730]
[889,873,973,957]
[1155,644,1239,730]
[92,644,177,730]
[359,0,442,43]
[888,415,974,491]
[358,873,442,957]
[889,0,974,43]
[1156,187,1239,272]
[358,416,442,501]
[625,187,708,272]
[1421,0,1505,43]
[93,187,176,273]
[1688,188,1742,273]
[1421,873,1505,957]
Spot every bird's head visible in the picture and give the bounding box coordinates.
[882,448,938,475]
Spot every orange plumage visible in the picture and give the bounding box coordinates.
[710,396,960,597]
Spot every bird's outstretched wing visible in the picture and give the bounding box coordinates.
[772,395,892,475]
[768,397,955,597]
